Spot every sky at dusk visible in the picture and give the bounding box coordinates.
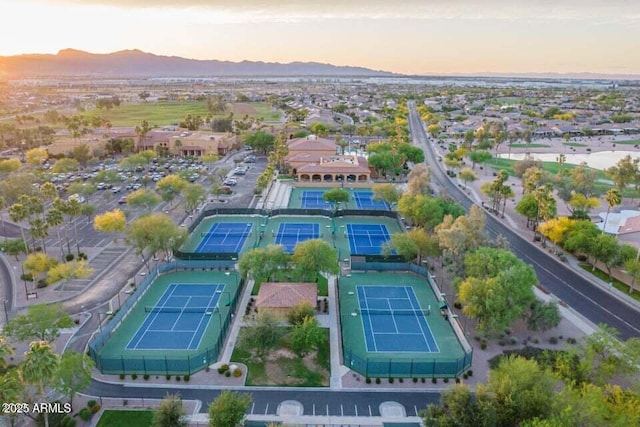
[2,0,640,75]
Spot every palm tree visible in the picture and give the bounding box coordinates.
[8,203,29,255]
[22,341,59,427]
[65,199,83,255]
[46,208,65,258]
[602,188,622,234]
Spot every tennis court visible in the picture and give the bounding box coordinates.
[347,223,392,255]
[195,222,253,253]
[301,191,332,209]
[357,285,438,353]
[340,273,471,378]
[274,222,320,252]
[126,283,224,350]
[353,191,389,211]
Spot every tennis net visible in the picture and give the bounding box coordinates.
[145,306,217,314]
[201,231,250,238]
[274,233,319,238]
[358,308,425,316]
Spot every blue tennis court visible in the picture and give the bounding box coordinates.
[357,285,439,353]
[195,222,252,253]
[347,223,392,255]
[126,283,224,350]
[354,191,389,210]
[274,223,320,252]
[301,191,332,209]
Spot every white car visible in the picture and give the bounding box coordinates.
[68,194,86,203]
[111,186,122,194]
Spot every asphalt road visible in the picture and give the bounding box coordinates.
[408,101,640,340]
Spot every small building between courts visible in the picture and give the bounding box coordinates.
[255,282,318,319]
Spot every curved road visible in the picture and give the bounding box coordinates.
[408,102,640,340]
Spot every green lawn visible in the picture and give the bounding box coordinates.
[509,143,550,148]
[611,140,640,145]
[97,410,154,427]
[231,328,330,386]
[563,142,588,147]
[86,101,281,127]
[578,263,640,303]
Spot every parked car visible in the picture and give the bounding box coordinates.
[243,155,256,163]
[117,196,127,205]
[223,177,237,186]
[111,186,122,194]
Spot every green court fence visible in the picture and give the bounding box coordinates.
[343,348,473,379]
[88,260,243,375]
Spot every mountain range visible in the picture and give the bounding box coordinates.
[0,49,395,78]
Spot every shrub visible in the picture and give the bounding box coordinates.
[233,369,242,378]
[87,400,97,408]
[375,378,381,384]
[218,364,230,374]
[567,337,577,344]
[66,418,77,427]
[166,375,171,380]
[432,378,437,383]
[498,339,506,346]
[225,370,231,377]
[143,374,150,380]
[131,374,138,380]
[388,377,394,384]
[413,377,418,383]
[37,280,48,289]
[455,378,461,383]
[480,341,488,350]
[549,336,559,344]
[510,337,518,345]
[366,377,371,384]
[444,378,449,383]
[421,378,426,383]
[463,373,468,379]
[90,404,101,414]
[119,373,125,380]
[77,252,88,260]
[20,273,34,281]
[65,253,75,262]
[184,375,190,381]
[399,378,403,383]
[467,370,473,377]
[176,376,181,381]
[78,408,91,421]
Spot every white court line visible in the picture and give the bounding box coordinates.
[126,284,179,349]
[186,285,222,349]
[358,286,378,352]
[404,286,439,352]
[386,298,400,334]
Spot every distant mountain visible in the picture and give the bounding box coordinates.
[0,49,395,78]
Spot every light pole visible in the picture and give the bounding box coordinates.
[2,299,9,324]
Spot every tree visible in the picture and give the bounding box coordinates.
[244,131,275,154]
[8,202,30,254]
[587,233,625,281]
[606,154,638,195]
[290,316,325,357]
[459,247,537,335]
[125,214,187,270]
[435,205,486,265]
[4,303,74,343]
[54,350,94,403]
[138,91,150,102]
[238,245,290,282]
[286,302,316,326]
[70,144,92,167]
[459,167,478,189]
[426,123,441,138]
[525,300,561,332]
[623,258,640,294]
[387,227,440,264]
[0,335,13,371]
[0,159,20,175]
[208,390,252,427]
[322,188,349,210]
[581,325,640,386]
[22,341,59,427]
[602,188,622,233]
[371,183,402,206]
[0,238,27,261]
[292,239,339,281]
[135,119,151,141]
[25,147,48,166]
[405,163,431,196]
[398,194,444,230]
[93,209,126,234]
[152,394,187,427]
[23,252,58,284]
[240,311,283,361]
[567,193,600,219]
[46,260,93,285]
[126,189,161,211]
[482,355,558,426]
[183,183,206,214]
[422,384,494,427]
[51,158,79,173]
[156,175,188,205]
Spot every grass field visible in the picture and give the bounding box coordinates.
[97,410,154,427]
[87,102,281,127]
[563,142,588,147]
[231,328,330,386]
[611,139,640,146]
